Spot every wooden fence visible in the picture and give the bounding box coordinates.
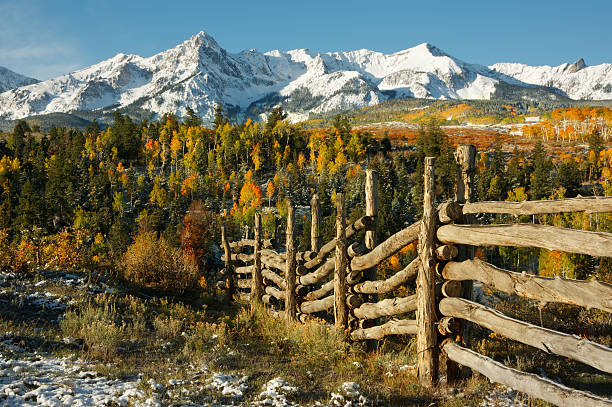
[220,146,612,406]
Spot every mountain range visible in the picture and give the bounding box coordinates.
[0,31,611,124]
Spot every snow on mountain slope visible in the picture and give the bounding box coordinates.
[0,66,39,93]
[0,32,595,123]
[490,59,612,100]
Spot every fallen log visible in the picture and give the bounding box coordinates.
[262,269,286,290]
[443,341,612,407]
[350,319,417,341]
[352,258,419,294]
[304,280,334,301]
[442,259,612,313]
[437,224,612,258]
[303,215,375,270]
[300,294,334,314]
[235,292,250,302]
[440,298,612,374]
[352,294,417,320]
[351,221,421,272]
[462,196,612,216]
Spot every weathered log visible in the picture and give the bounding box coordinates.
[303,215,375,270]
[221,224,234,304]
[251,213,263,310]
[353,258,419,295]
[285,201,297,321]
[221,253,254,262]
[304,280,334,301]
[347,242,366,258]
[436,244,458,260]
[299,257,334,285]
[334,193,348,329]
[417,156,438,387]
[438,317,461,335]
[443,259,612,313]
[262,294,279,306]
[234,265,253,274]
[229,239,272,248]
[350,319,417,341]
[352,294,417,320]
[235,292,250,302]
[438,201,463,223]
[350,221,421,272]
[295,284,309,297]
[260,252,287,273]
[346,294,363,309]
[261,269,286,290]
[346,269,362,285]
[311,194,321,252]
[441,280,462,298]
[440,298,612,374]
[443,341,612,407]
[297,251,316,262]
[437,224,612,258]
[265,285,285,301]
[463,196,612,216]
[300,294,334,314]
[235,279,252,289]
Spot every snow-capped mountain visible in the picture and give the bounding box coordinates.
[0,32,607,123]
[0,66,39,93]
[490,59,612,100]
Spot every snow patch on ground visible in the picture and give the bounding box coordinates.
[0,354,147,406]
[205,372,249,399]
[328,382,369,407]
[254,377,298,406]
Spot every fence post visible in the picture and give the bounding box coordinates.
[285,200,297,321]
[221,223,234,304]
[446,144,477,384]
[334,192,348,329]
[417,157,438,387]
[364,170,379,347]
[251,212,263,312]
[311,194,321,252]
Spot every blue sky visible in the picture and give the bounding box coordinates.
[1,0,611,80]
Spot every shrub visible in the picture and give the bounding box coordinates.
[61,295,124,361]
[121,231,198,294]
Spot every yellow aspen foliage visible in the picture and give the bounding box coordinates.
[239,182,263,210]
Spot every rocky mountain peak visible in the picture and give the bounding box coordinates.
[567,58,586,73]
